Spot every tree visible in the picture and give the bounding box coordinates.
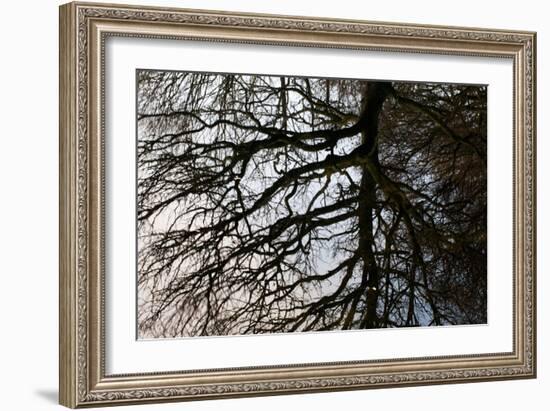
[136,70,487,338]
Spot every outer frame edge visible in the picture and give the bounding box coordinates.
[59,2,79,409]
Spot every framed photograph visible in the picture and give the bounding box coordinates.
[59,1,536,407]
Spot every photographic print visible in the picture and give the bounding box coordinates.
[136,70,487,339]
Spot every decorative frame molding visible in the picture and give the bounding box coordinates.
[59,2,536,407]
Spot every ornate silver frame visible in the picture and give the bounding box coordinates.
[59,1,536,407]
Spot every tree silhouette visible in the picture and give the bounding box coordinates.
[136,70,487,338]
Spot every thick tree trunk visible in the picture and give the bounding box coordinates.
[357,161,379,328]
[357,82,391,329]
